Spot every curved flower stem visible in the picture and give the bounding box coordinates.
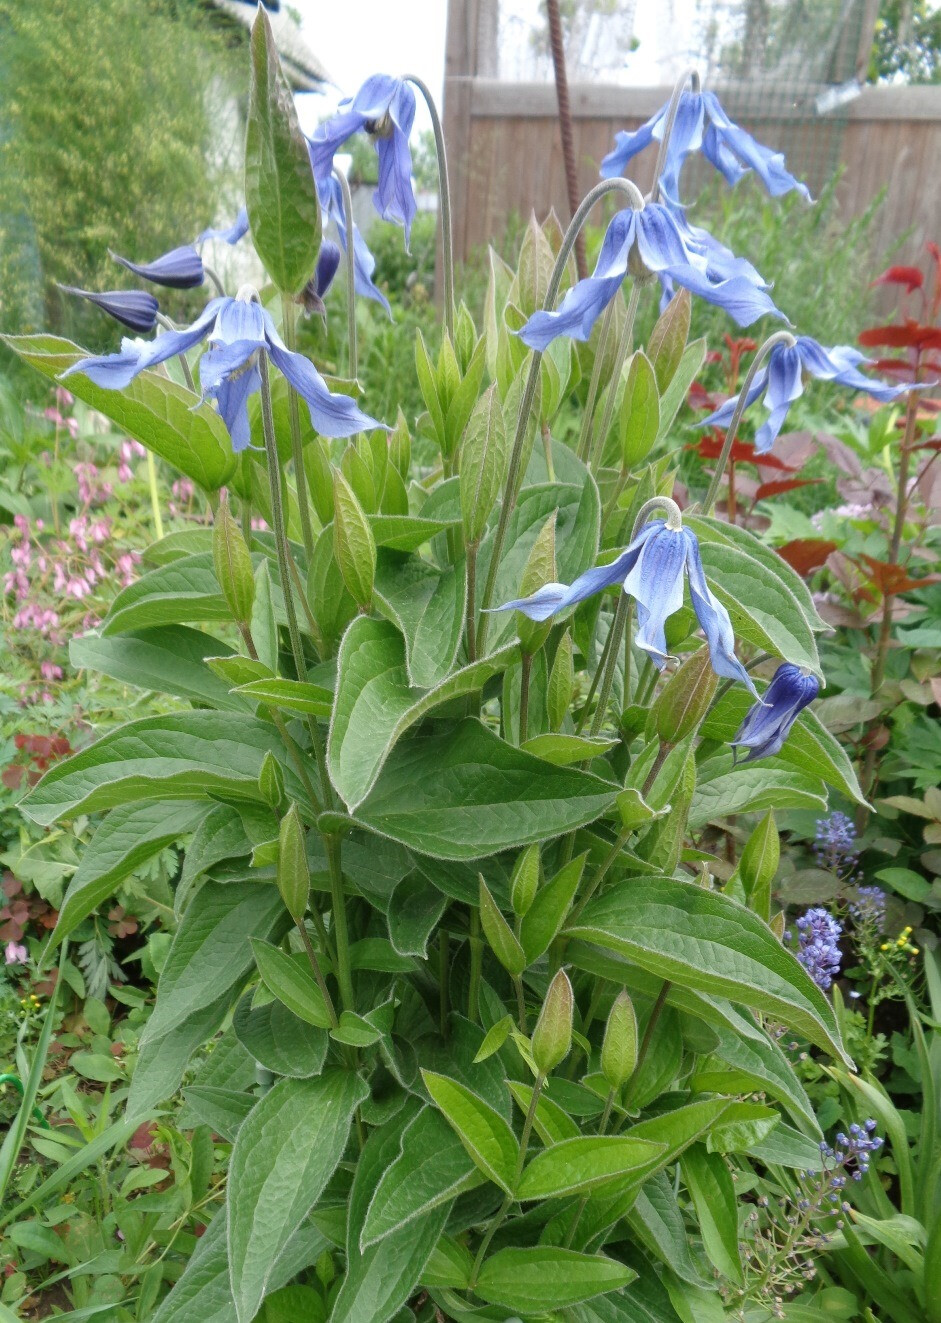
[333,165,358,382]
[405,73,455,340]
[155,314,196,393]
[648,68,701,204]
[700,331,796,516]
[476,177,645,654]
[587,497,683,737]
[280,295,315,561]
[258,351,332,807]
[203,264,226,299]
[588,280,642,474]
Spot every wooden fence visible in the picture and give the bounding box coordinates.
[443,4,941,273]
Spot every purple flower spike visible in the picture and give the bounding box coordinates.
[110,244,205,290]
[793,907,842,990]
[59,285,159,334]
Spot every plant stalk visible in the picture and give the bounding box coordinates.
[333,165,358,382]
[405,73,455,339]
[280,295,315,560]
[325,833,354,1013]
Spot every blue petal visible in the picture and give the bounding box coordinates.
[59,285,159,333]
[134,299,226,373]
[198,339,260,397]
[517,209,636,350]
[663,263,785,328]
[753,343,803,452]
[797,336,916,402]
[197,208,249,245]
[683,531,757,694]
[201,350,262,453]
[372,81,417,243]
[622,525,688,661]
[698,368,770,431]
[267,342,386,438]
[489,529,657,621]
[315,240,342,298]
[211,297,267,349]
[60,343,146,390]
[634,205,691,272]
[62,299,224,389]
[600,112,661,179]
[317,174,391,314]
[731,663,819,761]
[702,92,812,200]
[308,107,369,181]
[348,73,401,120]
[110,244,205,290]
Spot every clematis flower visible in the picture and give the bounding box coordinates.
[317,175,391,313]
[601,89,811,203]
[492,518,757,693]
[308,75,417,244]
[58,285,159,333]
[299,240,342,317]
[699,336,916,454]
[730,662,819,762]
[110,244,205,290]
[61,291,384,453]
[197,207,249,246]
[518,203,783,351]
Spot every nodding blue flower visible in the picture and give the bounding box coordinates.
[60,291,384,453]
[317,175,390,314]
[517,203,783,351]
[491,518,757,694]
[58,285,159,334]
[196,207,249,246]
[700,335,916,454]
[731,662,819,762]
[299,240,342,317]
[789,907,842,990]
[109,244,205,290]
[308,75,417,245]
[600,89,811,204]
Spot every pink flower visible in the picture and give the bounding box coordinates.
[4,941,28,965]
[41,660,63,681]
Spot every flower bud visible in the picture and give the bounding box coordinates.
[516,512,557,655]
[278,803,310,922]
[531,969,573,1076]
[258,750,284,811]
[213,495,255,625]
[547,632,574,731]
[509,845,540,919]
[601,990,638,1091]
[332,469,376,609]
[653,648,717,745]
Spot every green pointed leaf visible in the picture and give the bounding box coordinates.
[520,733,617,765]
[626,1171,712,1289]
[567,877,849,1064]
[361,1106,481,1249]
[386,872,447,958]
[51,801,207,948]
[353,719,618,861]
[333,1106,452,1323]
[648,287,690,391]
[235,677,333,716]
[102,553,225,634]
[517,1135,665,1200]
[370,513,458,552]
[478,875,526,977]
[655,337,706,443]
[460,384,508,544]
[233,993,328,1079]
[475,1247,635,1313]
[142,883,290,1046]
[250,939,333,1029]
[329,617,516,810]
[24,711,289,826]
[421,1070,518,1193]
[519,852,587,963]
[182,1086,255,1143]
[1,334,237,491]
[619,351,660,468]
[227,1071,367,1323]
[507,1081,581,1145]
[245,5,320,294]
[691,762,826,828]
[375,554,465,689]
[71,626,248,710]
[680,1147,742,1285]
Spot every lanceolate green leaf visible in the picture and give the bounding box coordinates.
[329,616,516,810]
[71,627,250,711]
[227,1071,367,1323]
[517,1136,665,1200]
[102,553,227,634]
[680,1147,743,1285]
[24,711,290,826]
[232,994,327,1080]
[352,719,619,860]
[421,1070,518,1193]
[475,1247,635,1313]
[361,1107,481,1248]
[142,883,290,1046]
[1,334,237,491]
[244,5,320,295]
[690,764,827,828]
[568,877,849,1064]
[51,801,208,948]
[374,554,464,689]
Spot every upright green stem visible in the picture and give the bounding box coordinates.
[405,74,455,339]
[870,390,920,696]
[145,449,164,541]
[468,905,482,1024]
[156,313,196,393]
[333,166,358,382]
[296,919,339,1029]
[701,331,796,516]
[439,928,450,1038]
[469,1073,545,1289]
[519,652,533,744]
[569,824,632,927]
[564,1086,617,1247]
[465,541,478,662]
[258,351,332,806]
[476,178,645,655]
[588,281,642,474]
[514,977,528,1032]
[325,833,354,1013]
[280,295,315,560]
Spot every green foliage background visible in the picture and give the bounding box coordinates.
[0,0,245,345]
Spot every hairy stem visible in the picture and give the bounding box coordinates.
[280,295,315,560]
[405,74,455,339]
[333,165,358,382]
[519,651,533,744]
[324,833,354,1013]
